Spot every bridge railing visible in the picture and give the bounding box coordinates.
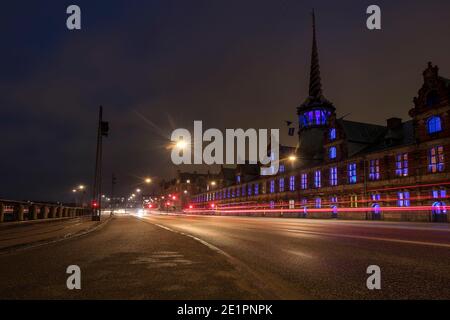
[0,199,93,223]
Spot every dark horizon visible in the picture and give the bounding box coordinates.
[1,0,450,201]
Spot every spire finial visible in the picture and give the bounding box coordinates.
[308,9,323,99]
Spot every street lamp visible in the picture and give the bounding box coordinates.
[288,155,297,162]
[145,178,152,184]
[136,188,141,193]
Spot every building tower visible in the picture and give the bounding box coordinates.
[297,11,336,165]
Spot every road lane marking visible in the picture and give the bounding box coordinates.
[284,229,450,248]
[136,216,303,299]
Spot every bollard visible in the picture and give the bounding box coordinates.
[49,206,56,218]
[41,206,49,219]
[16,204,24,221]
[29,204,38,220]
[0,202,4,223]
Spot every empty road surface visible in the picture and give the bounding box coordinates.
[0,212,449,299]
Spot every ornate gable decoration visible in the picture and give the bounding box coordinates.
[410,62,450,117]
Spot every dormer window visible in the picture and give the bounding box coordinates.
[427,116,442,134]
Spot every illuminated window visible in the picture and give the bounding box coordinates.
[369,159,380,181]
[330,167,338,186]
[315,197,322,208]
[300,110,330,128]
[397,191,410,207]
[236,187,240,198]
[270,180,275,193]
[289,176,295,191]
[330,128,336,140]
[231,188,235,198]
[428,146,444,173]
[432,188,446,199]
[301,173,308,190]
[329,146,337,159]
[269,201,275,209]
[289,200,295,209]
[395,153,408,176]
[314,170,321,188]
[279,178,285,192]
[254,183,259,195]
[279,165,285,173]
[350,194,358,208]
[348,163,357,184]
[371,193,381,201]
[242,185,246,197]
[248,184,252,196]
[236,175,241,184]
[427,116,442,134]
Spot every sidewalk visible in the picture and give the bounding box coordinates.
[0,215,111,253]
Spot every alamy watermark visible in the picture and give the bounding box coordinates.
[170,121,280,176]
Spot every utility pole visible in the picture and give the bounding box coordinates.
[111,174,117,215]
[92,106,109,221]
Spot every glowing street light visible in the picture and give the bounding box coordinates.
[288,155,297,162]
[136,188,141,193]
[210,181,216,186]
[78,185,85,190]
[72,189,77,193]
[145,178,152,184]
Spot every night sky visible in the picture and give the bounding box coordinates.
[1,0,449,201]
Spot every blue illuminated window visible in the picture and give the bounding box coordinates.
[300,110,330,128]
[301,173,308,190]
[236,175,241,184]
[247,184,252,196]
[329,146,337,159]
[279,165,285,173]
[330,167,338,186]
[369,159,380,181]
[371,193,381,201]
[348,163,357,184]
[427,116,442,134]
[236,187,240,197]
[395,153,408,176]
[270,180,275,193]
[398,191,410,207]
[254,184,259,195]
[315,197,322,208]
[330,128,336,140]
[314,170,321,188]
[289,176,295,191]
[242,185,246,197]
[279,178,285,192]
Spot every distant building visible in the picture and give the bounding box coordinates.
[189,13,450,223]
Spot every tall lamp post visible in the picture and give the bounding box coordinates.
[92,106,109,221]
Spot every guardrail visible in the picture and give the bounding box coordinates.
[0,199,92,223]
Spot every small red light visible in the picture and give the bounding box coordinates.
[189,205,193,209]
[91,201,98,208]
[172,196,176,200]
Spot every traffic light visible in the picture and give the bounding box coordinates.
[92,201,99,208]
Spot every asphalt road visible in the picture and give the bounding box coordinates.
[0,212,449,299]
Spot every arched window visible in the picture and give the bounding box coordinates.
[427,116,442,134]
[426,91,439,107]
[329,128,336,140]
[329,146,337,159]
